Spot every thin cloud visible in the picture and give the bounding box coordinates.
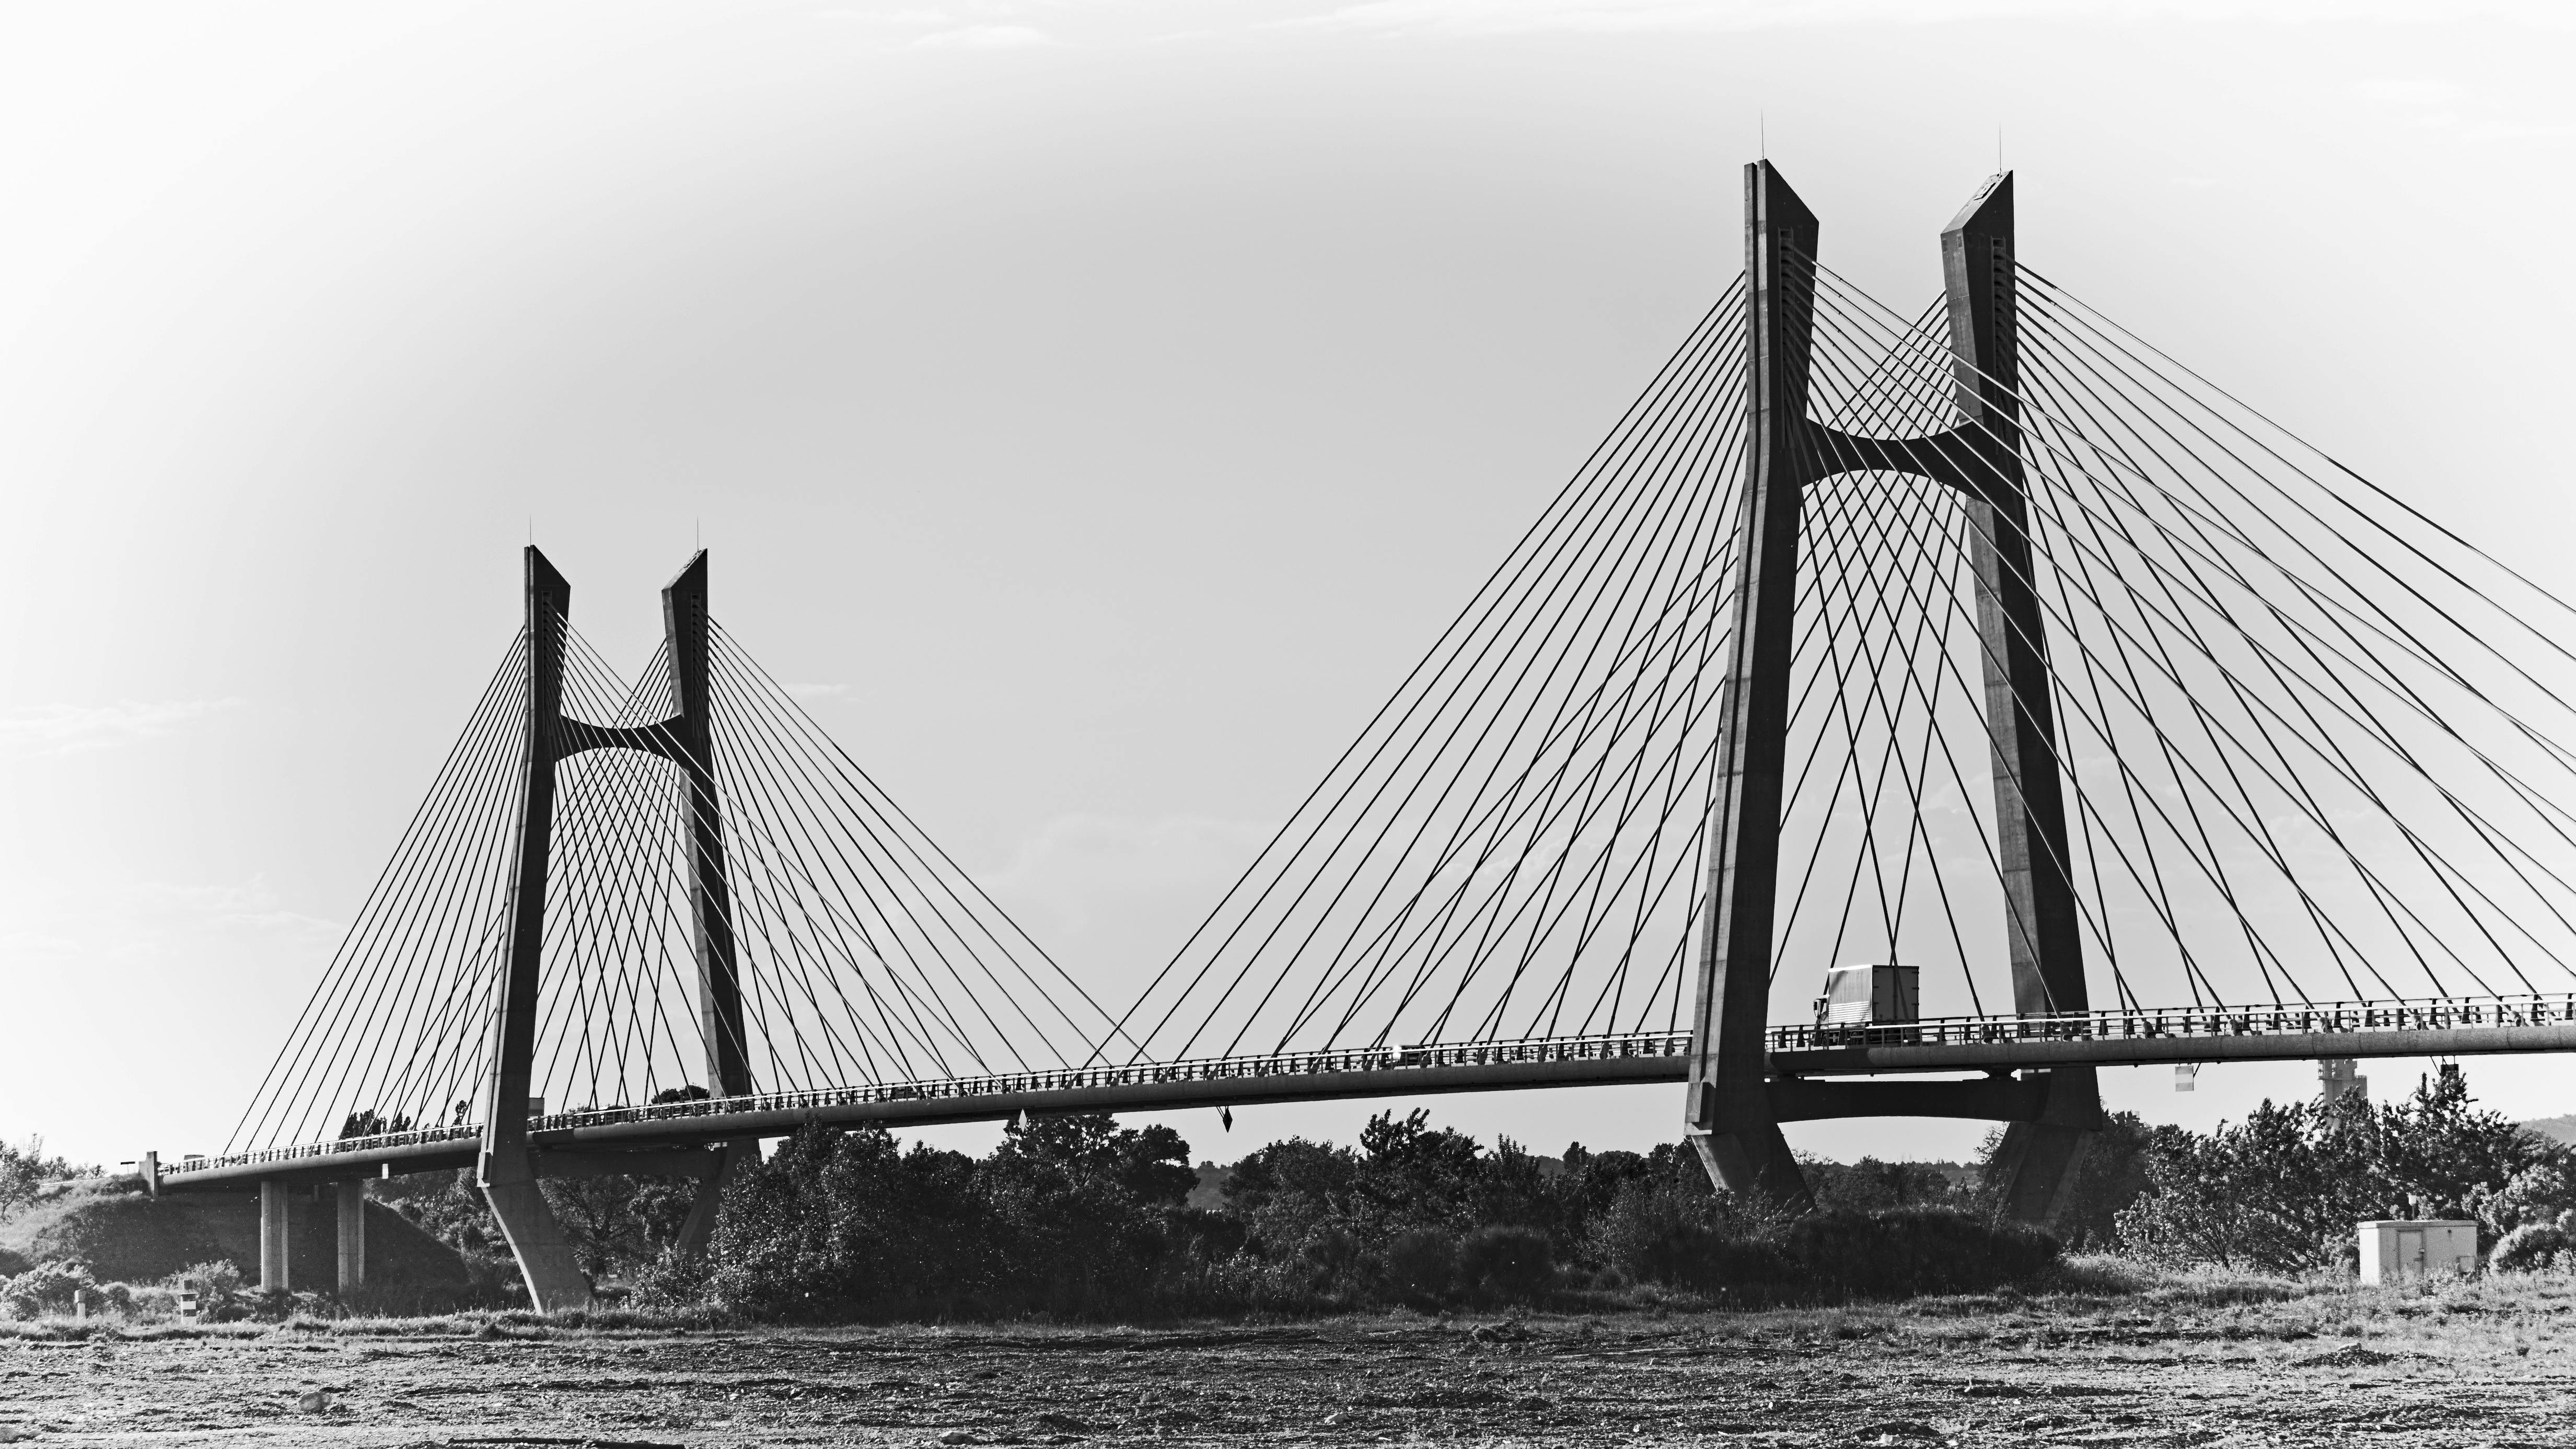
[123,879,342,938]
[785,682,851,701]
[0,876,341,972]
[915,22,1055,47]
[986,813,1272,933]
[2353,77,2461,106]
[1295,0,2572,34]
[0,699,240,757]
[2352,75,2572,142]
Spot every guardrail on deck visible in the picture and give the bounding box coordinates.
[169,1028,1698,1176]
[1764,991,2576,1051]
[168,990,2576,1178]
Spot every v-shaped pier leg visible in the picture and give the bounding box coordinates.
[1939,176,2102,1226]
[1685,161,1820,1214]
[478,546,592,1312]
[476,548,758,1300]
[673,1141,757,1257]
[658,550,757,1253]
[1684,166,2099,1226]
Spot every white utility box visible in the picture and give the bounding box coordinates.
[2357,1220,2477,1283]
[1814,963,1921,1028]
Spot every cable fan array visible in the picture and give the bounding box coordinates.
[1100,280,1757,1064]
[1100,240,2576,1067]
[1795,242,2576,1013]
[228,619,1119,1152]
[228,213,2576,1154]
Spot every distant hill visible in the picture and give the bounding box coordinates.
[2523,1116,2576,1148]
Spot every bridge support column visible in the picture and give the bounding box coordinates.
[1685,165,2098,1226]
[662,552,751,1107]
[478,546,592,1312]
[660,553,757,1249]
[475,548,752,1307]
[1938,175,2101,1227]
[335,1180,366,1295]
[482,1168,589,1308]
[1986,1089,2096,1223]
[654,551,752,1253]
[258,1180,289,1293]
[1685,160,1820,1214]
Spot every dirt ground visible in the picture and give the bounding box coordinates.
[4,1277,2575,1447]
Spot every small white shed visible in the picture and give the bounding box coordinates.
[2357,1220,2477,1283]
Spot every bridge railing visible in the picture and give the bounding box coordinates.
[164,1030,1701,1176]
[169,990,2576,1177]
[527,1028,1701,1137]
[170,1122,487,1175]
[1762,991,2576,1051]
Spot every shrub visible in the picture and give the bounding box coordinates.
[173,1258,243,1297]
[2472,1161,2576,1241]
[628,1246,715,1310]
[1379,1229,1455,1305]
[1586,1151,1793,1296]
[1456,1225,1554,1304]
[2491,1223,2574,1274]
[168,1259,252,1321]
[122,1283,182,1318]
[1,1260,94,1318]
[1779,1209,2060,1298]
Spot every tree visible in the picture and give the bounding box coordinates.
[0,1138,88,1220]
[995,1111,1197,1207]
[541,1173,700,1280]
[1807,1156,1976,1215]
[702,1116,1203,1320]
[2115,1070,2567,1272]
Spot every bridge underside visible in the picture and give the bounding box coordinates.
[164,1016,2576,1194]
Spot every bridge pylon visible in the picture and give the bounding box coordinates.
[1686,163,2100,1222]
[481,546,752,1308]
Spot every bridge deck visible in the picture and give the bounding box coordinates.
[164,992,2576,1190]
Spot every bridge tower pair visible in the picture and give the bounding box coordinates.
[479,547,757,1307]
[241,551,751,1307]
[1685,163,2102,1222]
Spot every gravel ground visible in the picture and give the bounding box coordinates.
[3,1289,2574,1447]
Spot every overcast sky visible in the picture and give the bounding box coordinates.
[3,1,2572,1168]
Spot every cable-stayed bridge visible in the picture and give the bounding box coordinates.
[155,164,2576,1309]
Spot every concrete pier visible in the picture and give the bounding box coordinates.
[336,1180,366,1294]
[257,1180,289,1292]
